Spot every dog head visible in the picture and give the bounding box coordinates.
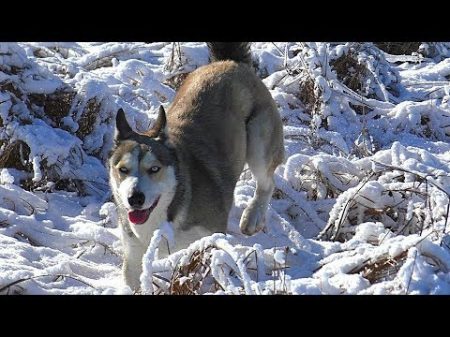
[109,107,177,225]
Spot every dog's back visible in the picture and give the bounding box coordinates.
[166,43,284,244]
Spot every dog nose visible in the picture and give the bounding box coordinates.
[128,191,145,208]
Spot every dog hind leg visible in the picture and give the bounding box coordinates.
[239,105,284,236]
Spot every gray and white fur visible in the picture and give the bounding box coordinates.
[109,42,285,291]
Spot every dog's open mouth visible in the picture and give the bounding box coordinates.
[128,196,160,225]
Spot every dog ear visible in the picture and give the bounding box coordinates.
[115,108,133,140]
[147,105,167,139]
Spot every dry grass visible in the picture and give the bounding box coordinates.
[298,76,319,112]
[0,81,22,99]
[32,45,73,59]
[298,75,327,147]
[166,245,223,295]
[350,251,408,284]
[85,57,114,71]
[420,115,433,138]
[319,163,450,242]
[376,42,421,55]
[0,140,32,172]
[2,81,76,128]
[29,90,76,126]
[349,102,372,116]
[331,50,368,93]
[0,60,23,76]
[149,245,292,295]
[164,72,190,90]
[163,43,191,91]
[76,98,101,139]
[13,232,41,247]
[272,187,288,200]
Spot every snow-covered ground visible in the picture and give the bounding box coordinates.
[1,42,450,294]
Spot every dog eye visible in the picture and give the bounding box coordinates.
[148,166,160,174]
[119,167,129,174]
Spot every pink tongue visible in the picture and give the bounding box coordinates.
[128,209,150,225]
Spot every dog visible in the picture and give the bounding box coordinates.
[109,42,285,291]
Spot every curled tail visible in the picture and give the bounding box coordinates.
[207,42,253,66]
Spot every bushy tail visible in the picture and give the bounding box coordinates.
[207,42,252,66]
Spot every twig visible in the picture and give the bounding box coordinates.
[0,274,95,293]
[372,161,450,196]
[271,42,284,57]
[319,173,376,240]
[405,250,418,295]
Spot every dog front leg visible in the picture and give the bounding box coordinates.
[121,230,147,292]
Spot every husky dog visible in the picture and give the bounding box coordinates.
[109,42,285,291]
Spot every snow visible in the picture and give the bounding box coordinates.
[1,42,450,294]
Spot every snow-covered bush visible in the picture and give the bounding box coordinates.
[0,43,114,196]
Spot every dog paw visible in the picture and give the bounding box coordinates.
[125,276,141,293]
[124,265,142,292]
[239,202,267,236]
